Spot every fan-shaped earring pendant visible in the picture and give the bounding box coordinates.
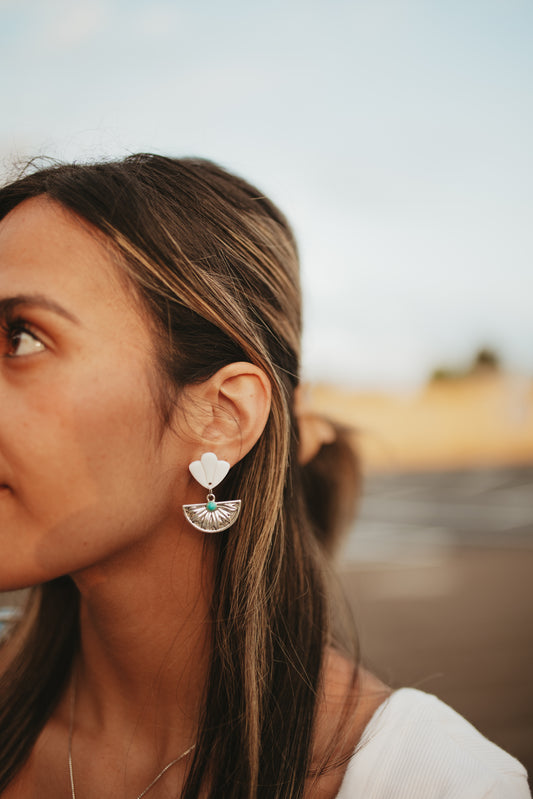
[183,497,242,533]
[183,452,241,533]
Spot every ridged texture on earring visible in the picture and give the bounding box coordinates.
[183,500,241,532]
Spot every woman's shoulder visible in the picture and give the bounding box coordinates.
[336,688,530,798]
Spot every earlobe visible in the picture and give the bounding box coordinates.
[188,362,272,465]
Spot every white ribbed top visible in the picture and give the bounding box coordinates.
[336,688,530,798]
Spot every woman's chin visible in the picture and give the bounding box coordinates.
[0,571,42,592]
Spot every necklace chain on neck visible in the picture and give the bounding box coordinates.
[68,672,196,799]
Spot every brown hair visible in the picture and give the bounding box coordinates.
[0,155,359,797]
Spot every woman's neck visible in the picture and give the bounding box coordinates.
[70,521,215,749]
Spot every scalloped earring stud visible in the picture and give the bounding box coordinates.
[183,452,241,533]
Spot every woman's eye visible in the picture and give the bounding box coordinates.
[7,328,46,358]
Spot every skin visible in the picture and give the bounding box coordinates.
[0,198,388,798]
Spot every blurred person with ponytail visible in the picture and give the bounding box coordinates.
[0,155,528,798]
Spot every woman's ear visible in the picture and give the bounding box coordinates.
[186,363,272,465]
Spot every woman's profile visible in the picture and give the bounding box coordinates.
[0,154,529,797]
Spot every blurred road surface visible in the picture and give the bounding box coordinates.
[339,464,533,779]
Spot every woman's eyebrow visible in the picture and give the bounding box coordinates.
[0,294,81,325]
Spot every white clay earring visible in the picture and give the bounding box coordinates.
[183,452,241,533]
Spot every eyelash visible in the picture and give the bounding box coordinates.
[0,318,44,357]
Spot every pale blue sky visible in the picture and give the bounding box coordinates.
[1,0,532,387]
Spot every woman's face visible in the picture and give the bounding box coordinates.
[0,197,190,590]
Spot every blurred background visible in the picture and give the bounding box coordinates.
[1,0,532,777]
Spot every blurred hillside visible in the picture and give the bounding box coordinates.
[309,371,533,473]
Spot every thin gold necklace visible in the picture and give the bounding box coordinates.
[68,673,196,799]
